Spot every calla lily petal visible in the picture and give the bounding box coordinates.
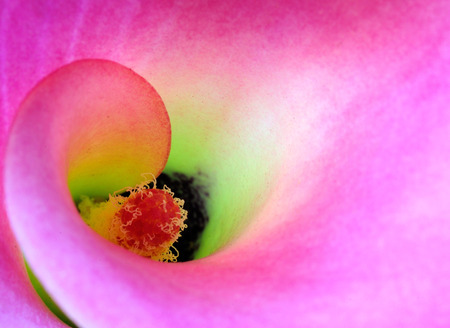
[2,1,450,327]
[0,210,66,327]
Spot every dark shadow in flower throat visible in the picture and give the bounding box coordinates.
[157,172,210,262]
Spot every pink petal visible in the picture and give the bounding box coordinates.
[2,1,450,327]
[0,205,66,327]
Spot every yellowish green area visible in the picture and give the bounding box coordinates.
[163,96,279,259]
[68,162,149,203]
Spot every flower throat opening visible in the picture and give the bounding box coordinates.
[78,175,188,262]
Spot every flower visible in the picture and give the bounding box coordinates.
[1,1,450,327]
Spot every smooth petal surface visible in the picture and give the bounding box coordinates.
[0,207,65,327]
[2,1,450,327]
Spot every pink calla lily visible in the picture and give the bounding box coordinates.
[1,1,450,327]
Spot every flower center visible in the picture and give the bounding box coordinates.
[112,187,187,260]
[78,179,187,262]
